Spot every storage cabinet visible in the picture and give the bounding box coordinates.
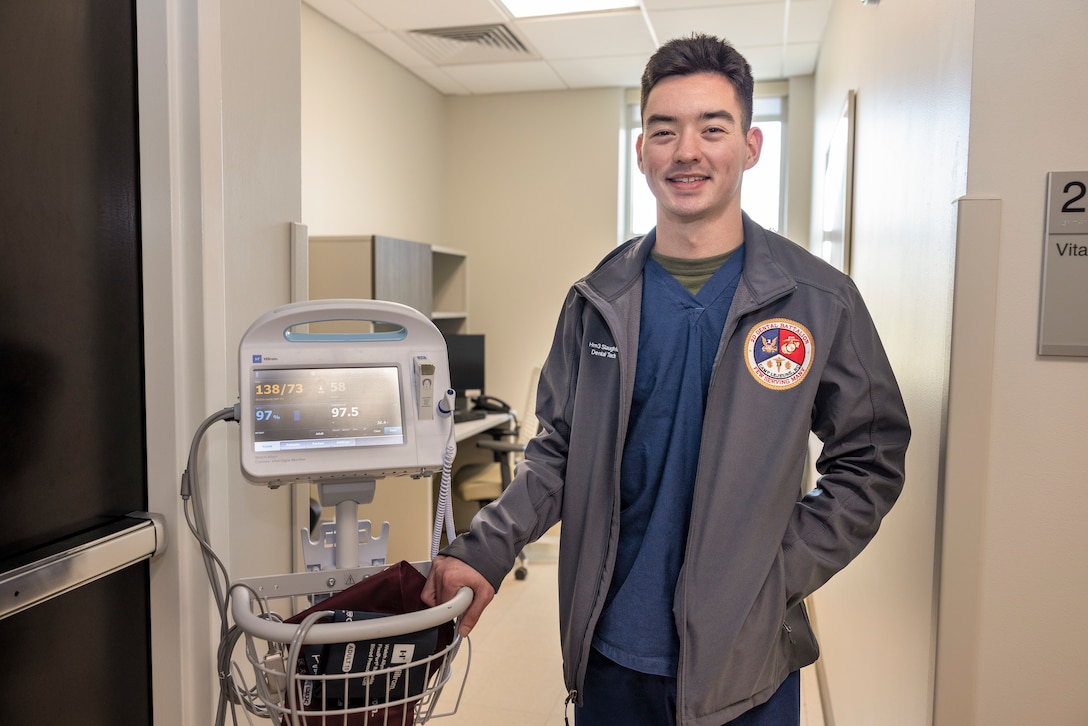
[430,245,468,334]
[308,235,468,334]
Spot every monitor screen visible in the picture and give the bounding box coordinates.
[250,366,404,452]
[443,334,485,402]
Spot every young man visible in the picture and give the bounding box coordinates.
[423,34,910,726]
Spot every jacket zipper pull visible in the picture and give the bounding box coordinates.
[564,690,578,725]
[783,620,794,644]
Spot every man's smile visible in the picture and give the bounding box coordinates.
[668,174,709,184]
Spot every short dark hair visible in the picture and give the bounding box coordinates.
[640,34,755,132]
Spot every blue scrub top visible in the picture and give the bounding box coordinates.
[593,242,745,676]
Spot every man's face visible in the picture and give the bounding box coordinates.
[636,72,762,228]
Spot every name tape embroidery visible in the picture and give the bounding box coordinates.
[745,318,814,390]
[588,340,618,359]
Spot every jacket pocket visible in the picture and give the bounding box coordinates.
[781,598,820,672]
[771,547,820,675]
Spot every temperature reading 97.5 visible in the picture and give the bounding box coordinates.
[331,406,359,417]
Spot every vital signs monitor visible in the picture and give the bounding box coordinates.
[238,299,453,487]
[184,299,469,726]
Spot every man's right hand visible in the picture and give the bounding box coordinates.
[422,554,496,637]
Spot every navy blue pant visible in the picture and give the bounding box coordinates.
[575,649,800,726]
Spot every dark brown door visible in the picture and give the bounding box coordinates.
[0,0,152,723]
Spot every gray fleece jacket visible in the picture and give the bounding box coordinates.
[442,214,910,725]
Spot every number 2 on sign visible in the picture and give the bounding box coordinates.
[1062,181,1086,213]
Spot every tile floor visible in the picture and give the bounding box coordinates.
[429,538,826,726]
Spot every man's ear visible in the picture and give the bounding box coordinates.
[635,133,645,173]
[744,126,764,170]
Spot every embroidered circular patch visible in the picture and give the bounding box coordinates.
[745,318,814,390]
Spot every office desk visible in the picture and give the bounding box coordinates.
[454,412,512,441]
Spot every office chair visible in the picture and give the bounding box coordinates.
[455,367,541,580]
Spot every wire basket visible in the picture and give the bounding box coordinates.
[231,562,472,726]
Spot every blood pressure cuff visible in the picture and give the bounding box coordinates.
[283,561,455,726]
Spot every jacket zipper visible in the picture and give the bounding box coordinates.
[675,283,796,724]
[567,291,629,710]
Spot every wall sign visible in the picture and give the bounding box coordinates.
[1038,171,1088,356]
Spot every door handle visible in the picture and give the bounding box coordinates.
[0,512,166,620]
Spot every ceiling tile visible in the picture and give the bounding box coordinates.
[787,0,830,44]
[307,0,828,95]
[442,61,567,94]
[548,54,649,89]
[647,4,787,48]
[347,0,508,31]
[737,44,784,80]
[513,10,656,60]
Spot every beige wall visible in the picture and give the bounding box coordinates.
[810,0,974,723]
[942,1,1088,724]
[301,6,446,242]
[441,88,625,404]
[220,0,301,579]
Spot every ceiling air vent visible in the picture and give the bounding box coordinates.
[403,24,537,66]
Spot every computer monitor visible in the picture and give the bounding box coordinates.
[443,333,485,410]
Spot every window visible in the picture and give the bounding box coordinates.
[623,85,787,240]
[745,95,785,233]
[625,98,655,239]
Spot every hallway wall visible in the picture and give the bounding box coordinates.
[939,2,1088,723]
[817,1,1088,724]
[809,0,974,723]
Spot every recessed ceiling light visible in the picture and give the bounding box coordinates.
[500,0,640,19]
